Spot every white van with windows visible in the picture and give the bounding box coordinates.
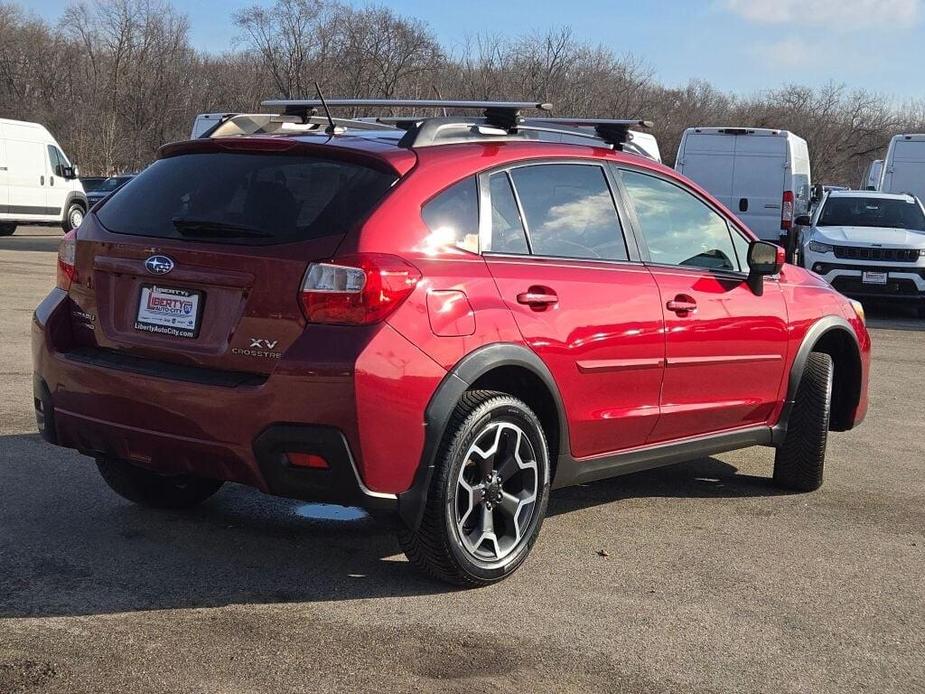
[674,127,811,242]
[0,119,87,236]
[879,134,925,202]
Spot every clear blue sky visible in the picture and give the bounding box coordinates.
[29,0,925,100]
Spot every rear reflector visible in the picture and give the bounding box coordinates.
[300,253,421,325]
[57,230,77,290]
[286,452,329,469]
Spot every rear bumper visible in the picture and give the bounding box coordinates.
[31,289,443,513]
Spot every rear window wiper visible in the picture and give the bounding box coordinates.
[171,218,273,239]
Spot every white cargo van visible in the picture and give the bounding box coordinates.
[879,134,925,201]
[861,159,883,190]
[675,127,811,242]
[0,119,87,236]
[190,113,236,139]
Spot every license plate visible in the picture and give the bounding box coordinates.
[862,271,888,285]
[135,285,202,338]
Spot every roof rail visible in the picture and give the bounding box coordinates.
[526,118,652,148]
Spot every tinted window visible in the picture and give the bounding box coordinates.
[510,164,627,260]
[96,152,398,245]
[488,172,529,254]
[421,177,479,253]
[818,196,925,231]
[621,170,740,271]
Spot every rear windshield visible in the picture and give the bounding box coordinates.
[96,152,398,244]
[818,196,925,231]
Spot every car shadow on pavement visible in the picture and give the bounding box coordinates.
[547,456,785,518]
[0,434,453,619]
[864,303,925,331]
[1,435,784,618]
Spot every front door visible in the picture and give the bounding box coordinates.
[481,162,665,458]
[618,167,788,443]
[45,145,69,220]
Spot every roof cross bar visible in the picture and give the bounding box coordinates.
[261,99,552,131]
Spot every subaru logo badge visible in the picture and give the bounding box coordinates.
[144,255,174,275]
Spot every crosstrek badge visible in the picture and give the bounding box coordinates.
[135,284,202,338]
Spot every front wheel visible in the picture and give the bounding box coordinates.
[96,457,223,509]
[773,352,833,491]
[399,390,551,586]
[62,202,85,232]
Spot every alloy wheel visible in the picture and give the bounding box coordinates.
[454,421,539,562]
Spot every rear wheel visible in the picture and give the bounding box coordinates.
[96,457,223,509]
[399,390,551,586]
[773,352,833,492]
[0,224,15,236]
[62,202,84,232]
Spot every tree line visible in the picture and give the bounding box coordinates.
[1,0,922,183]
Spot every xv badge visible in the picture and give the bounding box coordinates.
[249,338,279,350]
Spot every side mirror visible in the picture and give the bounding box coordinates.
[746,240,785,296]
[794,214,812,227]
[61,165,78,179]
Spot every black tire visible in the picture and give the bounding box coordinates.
[399,390,551,586]
[0,224,15,236]
[62,202,85,232]
[96,457,223,509]
[773,352,833,492]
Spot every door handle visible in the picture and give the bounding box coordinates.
[40,175,44,185]
[517,287,558,309]
[739,198,748,212]
[666,295,697,314]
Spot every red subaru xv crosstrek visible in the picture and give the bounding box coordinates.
[32,101,870,585]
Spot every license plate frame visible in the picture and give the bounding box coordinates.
[135,284,204,339]
[861,271,888,286]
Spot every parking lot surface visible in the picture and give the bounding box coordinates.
[1,229,923,693]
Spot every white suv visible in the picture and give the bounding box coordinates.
[798,190,925,316]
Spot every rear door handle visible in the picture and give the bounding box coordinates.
[517,287,558,308]
[666,296,697,314]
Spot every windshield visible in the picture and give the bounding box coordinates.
[817,197,925,231]
[96,152,398,244]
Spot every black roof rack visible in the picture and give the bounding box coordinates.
[215,99,656,155]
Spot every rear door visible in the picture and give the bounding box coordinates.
[482,161,665,458]
[676,132,736,213]
[67,146,399,375]
[618,166,788,443]
[886,139,925,202]
[731,133,787,241]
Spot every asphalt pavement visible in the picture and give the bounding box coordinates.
[0,231,922,693]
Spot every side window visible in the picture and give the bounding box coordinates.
[509,164,628,261]
[488,172,529,254]
[620,170,741,272]
[421,177,480,253]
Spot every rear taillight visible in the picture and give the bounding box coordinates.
[56,230,77,290]
[781,190,794,231]
[300,253,421,325]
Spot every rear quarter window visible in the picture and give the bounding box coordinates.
[96,152,398,244]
